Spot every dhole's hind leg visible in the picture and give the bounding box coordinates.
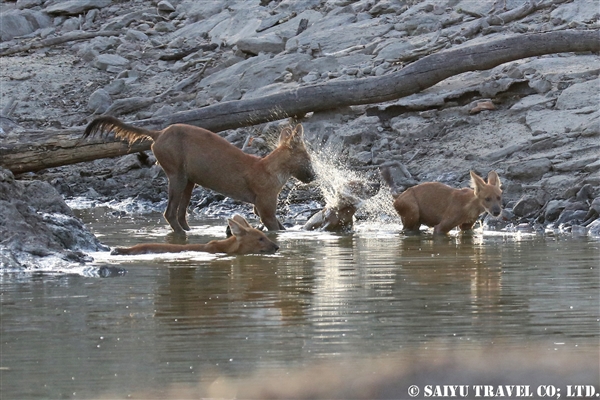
[164,175,187,235]
[176,181,195,231]
[393,196,421,233]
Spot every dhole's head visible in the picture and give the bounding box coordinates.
[228,215,279,254]
[278,124,317,184]
[470,170,503,217]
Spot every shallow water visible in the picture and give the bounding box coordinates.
[1,209,599,399]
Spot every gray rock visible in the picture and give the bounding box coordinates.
[126,29,149,42]
[506,158,551,180]
[528,77,552,94]
[554,156,599,173]
[236,33,286,55]
[555,78,599,110]
[526,109,590,136]
[16,0,43,10]
[0,9,52,41]
[93,54,130,72]
[286,15,391,54]
[62,18,81,32]
[588,219,600,236]
[45,0,111,15]
[87,88,112,114]
[510,94,555,111]
[512,195,541,217]
[0,167,107,270]
[544,199,568,222]
[114,154,142,174]
[157,0,176,12]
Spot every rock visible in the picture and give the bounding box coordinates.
[544,199,568,222]
[553,156,599,173]
[93,54,130,72]
[555,78,599,110]
[236,33,286,55]
[87,88,112,114]
[0,167,107,270]
[506,158,551,180]
[575,184,595,202]
[512,195,541,217]
[525,109,590,136]
[0,9,52,41]
[114,154,143,174]
[157,0,176,12]
[45,0,112,15]
[586,219,600,237]
[126,29,149,42]
[16,0,43,9]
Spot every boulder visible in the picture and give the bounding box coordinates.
[44,0,112,15]
[0,167,107,270]
[0,9,52,41]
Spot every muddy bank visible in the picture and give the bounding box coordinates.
[0,0,599,269]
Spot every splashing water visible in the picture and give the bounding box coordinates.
[309,145,399,223]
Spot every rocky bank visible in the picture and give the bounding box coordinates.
[0,0,599,269]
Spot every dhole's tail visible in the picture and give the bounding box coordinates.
[82,116,161,144]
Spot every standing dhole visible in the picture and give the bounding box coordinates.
[83,117,316,234]
[390,171,503,235]
[111,215,279,255]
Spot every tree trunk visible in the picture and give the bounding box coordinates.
[1,30,598,174]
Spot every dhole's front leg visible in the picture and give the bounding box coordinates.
[254,197,284,230]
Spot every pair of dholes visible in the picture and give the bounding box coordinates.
[83,117,502,255]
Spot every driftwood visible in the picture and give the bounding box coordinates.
[1,30,598,174]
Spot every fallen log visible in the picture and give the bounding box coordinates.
[1,30,598,174]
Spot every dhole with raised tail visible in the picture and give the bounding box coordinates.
[111,215,279,255]
[389,171,503,235]
[83,117,316,234]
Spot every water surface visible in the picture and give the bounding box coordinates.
[1,210,599,399]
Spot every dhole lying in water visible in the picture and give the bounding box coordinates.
[303,180,379,232]
[111,215,279,255]
[390,171,503,235]
[83,117,316,234]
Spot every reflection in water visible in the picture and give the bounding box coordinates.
[1,213,598,399]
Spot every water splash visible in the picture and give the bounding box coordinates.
[309,144,399,223]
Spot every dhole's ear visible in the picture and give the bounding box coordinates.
[278,126,294,146]
[487,170,501,188]
[470,171,486,195]
[227,218,247,237]
[291,124,304,139]
[232,214,252,228]
[280,124,305,147]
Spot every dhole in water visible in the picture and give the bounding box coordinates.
[303,180,379,232]
[83,117,316,234]
[388,170,503,235]
[111,215,279,255]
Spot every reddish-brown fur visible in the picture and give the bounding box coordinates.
[392,171,503,235]
[111,215,279,255]
[83,116,316,234]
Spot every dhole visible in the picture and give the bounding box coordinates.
[389,171,502,235]
[304,180,379,232]
[83,116,316,234]
[111,215,279,255]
